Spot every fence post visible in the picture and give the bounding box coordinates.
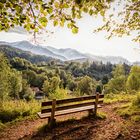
[94,93,99,116]
[49,99,56,128]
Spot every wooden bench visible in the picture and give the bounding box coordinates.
[38,93,104,127]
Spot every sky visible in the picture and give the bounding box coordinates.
[0,14,139,62]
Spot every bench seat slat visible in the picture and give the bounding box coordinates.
[38,105,102,119]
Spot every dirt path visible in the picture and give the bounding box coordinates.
[0,103,139,140]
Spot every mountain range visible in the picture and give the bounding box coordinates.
[0,41,137,64]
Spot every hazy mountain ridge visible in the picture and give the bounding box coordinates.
[0,44,58,64]
[46,46,86,60]
[11,41,67,61]
[84,54,130,65]
[0,41,135,64]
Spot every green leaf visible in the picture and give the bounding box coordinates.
[47,7,53,14]
[67,23,72,28]
[83,7,88,13]
[89,9,93,15]
[72,27,78,34]
[60,21,64,27]
[34,28,39,32]
[39,17,48,27]
[63,3,69,8]
[15,5,22,13]
[53,20,58,26]
[39,17,47,23]
[100,10,105,16]
[54,2,59,8]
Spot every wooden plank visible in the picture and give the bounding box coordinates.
[41,100,103,114]
[55,105,95,116]
[41,94,104,107]
[42,101,52,106]
[99,94,104,98]
[38,105,102,119]
[56,95,96,105]
[38,105,94,118]
[41,108,51,113]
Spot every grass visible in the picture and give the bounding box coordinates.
[0,100,40,123]
[104,93,136,104]
[116,92,140,122]
[96,112,107,119]
[0,121,6,130]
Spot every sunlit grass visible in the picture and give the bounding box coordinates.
[116,92,140,122]
[104,93,137,104]
[0,100,40,123]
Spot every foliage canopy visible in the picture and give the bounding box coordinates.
[0,0,139,41]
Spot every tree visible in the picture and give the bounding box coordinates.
[0,0,111,37]
[106,64,127,93]
[1,0,139,41]
[112,64,125,78]
[50,76,60,92]
[0,53,23,100]
[95,0,140,42]
[106,76,127,93]
[42,80,50,95]
[59,70,69,88]
[20,79,34,101]
[0,53,11,100]
[101,75,109,85]
[77,76,97,95]
[9,70,22,99]
[68,80,78,91]
[42,76,60,94]
[126,65,140,91]
[0,0,140,42]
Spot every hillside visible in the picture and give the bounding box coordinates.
[0,44,59,64]
[11,41,67,61]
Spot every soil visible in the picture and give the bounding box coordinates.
[0,103,140,140]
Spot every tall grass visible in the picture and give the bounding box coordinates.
[104,92,137,104]
[0,100,40,123]
[117,92,140,122]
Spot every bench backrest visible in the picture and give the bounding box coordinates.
[41,94,104,114]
